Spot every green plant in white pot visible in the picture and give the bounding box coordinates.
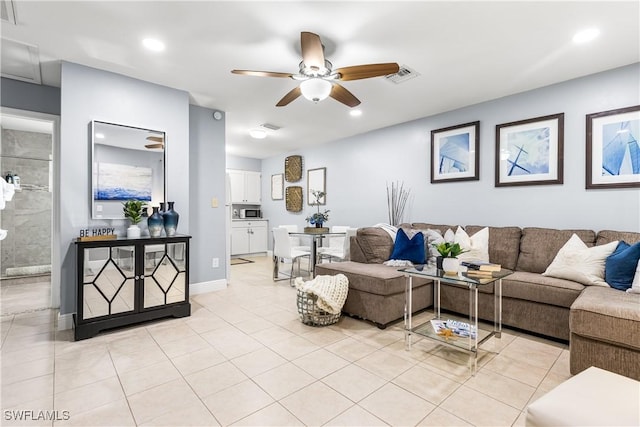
[433,242,468,274]
[122,199,147,238]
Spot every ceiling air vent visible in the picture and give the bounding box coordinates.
[1,38,42,84]
[385,65,420,84]
[260,123,281,131]
[1,0,17,24]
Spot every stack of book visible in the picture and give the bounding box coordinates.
[461,260,501,277]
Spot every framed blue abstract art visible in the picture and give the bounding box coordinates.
[495,113,564,187]
[430,121,480,183]
[586,105,640,189]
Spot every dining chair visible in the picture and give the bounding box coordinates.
[272,227,311,285]
[280,224,312,252]
[318,226,357,263]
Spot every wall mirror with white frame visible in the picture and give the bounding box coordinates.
[91,121,166,219]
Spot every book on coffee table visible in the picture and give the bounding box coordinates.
[461,260,501,271]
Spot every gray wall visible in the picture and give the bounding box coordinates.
[189,105,227,283]
[261,63,640,238]
[227,155,261,172]
[59,62,190,314]
[0,77,61,115]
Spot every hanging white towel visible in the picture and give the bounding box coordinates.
[0,177,16,210]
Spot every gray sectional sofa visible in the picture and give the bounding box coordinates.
[315,223,640,381]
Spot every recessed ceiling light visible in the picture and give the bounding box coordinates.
[95,133,105,139]
[572,28,600,44]
[142,38,165,52]
[350,109,362,117]
[249,129,267,139]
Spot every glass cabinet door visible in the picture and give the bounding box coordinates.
[82,246,136,319]
[143,242,187,308]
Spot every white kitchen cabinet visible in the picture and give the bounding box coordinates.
[228,169,261,204]
[231,220,268,255]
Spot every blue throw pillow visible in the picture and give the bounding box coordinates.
[605,241,640,291]
[390,229,426,264]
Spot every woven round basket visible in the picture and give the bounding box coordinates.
[296,289,340,326]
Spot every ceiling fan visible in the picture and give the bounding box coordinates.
[231,31,399,108]
[145,135,164,149]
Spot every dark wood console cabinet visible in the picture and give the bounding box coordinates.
[74,235,191,340]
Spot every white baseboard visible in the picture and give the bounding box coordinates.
[58,312,74,331]
[267,250,273,257]
[190,279,227,295]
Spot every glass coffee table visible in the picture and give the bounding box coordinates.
[400,265,512,374]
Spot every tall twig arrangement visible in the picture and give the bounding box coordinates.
[386,181,410,226]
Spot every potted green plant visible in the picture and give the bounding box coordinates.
[122,199,147,238]
[433,242,468,273]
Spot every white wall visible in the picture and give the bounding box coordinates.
[261,63,640,239]
[59,62,190,314]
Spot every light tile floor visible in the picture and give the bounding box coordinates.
[0,256,570,426]
[1,275,52,316]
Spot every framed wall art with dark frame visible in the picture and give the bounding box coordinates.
[495,113,564,187]
[430,121,480,183]
[586,105,640,189]
[271,173,284,200]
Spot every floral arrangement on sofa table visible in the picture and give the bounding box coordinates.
[306,190,330,228]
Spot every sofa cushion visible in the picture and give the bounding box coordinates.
[314,261,430,296]
[517,228,596,273]
[596,230,640,246]
[502,271,584,308]
[390,228,425,264]
[352,227,394,264]
[570,286,640,351]
[465,225,522,271]
[606,241,640,291]
[542,234,618,287]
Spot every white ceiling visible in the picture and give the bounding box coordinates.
[1,1,638,159]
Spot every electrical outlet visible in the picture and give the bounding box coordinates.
[211,197,218,208]
[212,258,219,268]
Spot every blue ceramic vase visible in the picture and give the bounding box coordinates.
[163,201,179,236]
[148,206,164,238]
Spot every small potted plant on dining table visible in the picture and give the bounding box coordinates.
[305,190,330,232]
[433,242,468,274]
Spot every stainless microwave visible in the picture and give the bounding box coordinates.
[240,209,261,218]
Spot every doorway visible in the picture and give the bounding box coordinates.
[0,108,59,315]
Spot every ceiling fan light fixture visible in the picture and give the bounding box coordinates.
[300,78,332,103]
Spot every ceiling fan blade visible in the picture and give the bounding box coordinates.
[334,63,400,81]
[231,69,293,78]
[329,83,361,108]
[145,143,164,149]
[276,86,302,107]
[301,31,325,71]
[146,136,164,143]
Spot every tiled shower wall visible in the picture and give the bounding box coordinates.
[0,128,52,278]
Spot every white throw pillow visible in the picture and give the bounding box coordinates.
[626,259,640,294]
[443,228,455,243]
[542,234,619,286]
[454,226,490,262]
